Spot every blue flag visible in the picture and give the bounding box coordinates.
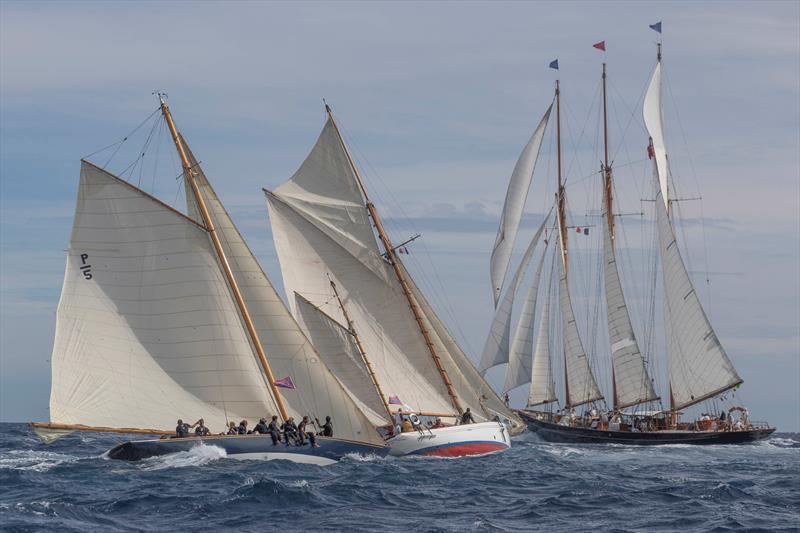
[649,21,662,33]
[549,59,559,70]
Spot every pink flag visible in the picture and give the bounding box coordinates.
[274,376,296,389]
[593,41,606,51]
[388,395,402,405]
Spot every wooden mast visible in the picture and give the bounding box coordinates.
[158,95,289,422]
[601,63,619,410]
[325,104,464,416]
[328,277,394,421]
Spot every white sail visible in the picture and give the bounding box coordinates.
[180,137,384,446]
[490,104,553,306]
[655,188,742,410]
[49,161,277,432]
[528,255,557,406]
[558,235,604,407]
[267,116,519,424]
[643,61,670,207]
[504,241,548,393]
[479,214,550,373]
[294,294,390,427]
[602,203,659,408]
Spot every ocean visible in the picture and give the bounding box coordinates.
[0,423,797,532]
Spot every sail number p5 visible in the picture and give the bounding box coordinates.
[79,253,92,280]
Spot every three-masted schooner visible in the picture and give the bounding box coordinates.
[30,96,388,463]
[484,39,774,445]
[264,104,518,457]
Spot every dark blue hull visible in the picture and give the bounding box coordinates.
[107,434,388,463]
[518,410,776,445]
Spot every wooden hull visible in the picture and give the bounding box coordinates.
[387,421,511,457]
[517,410,776,445]
[107,434,388,465]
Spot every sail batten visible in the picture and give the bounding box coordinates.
[490,104,553,305]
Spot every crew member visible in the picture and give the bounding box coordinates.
[194,418,210,436]
[268,415,282,445]
[282,417,298,445]
[316,416,333,437]
[297,416,319,447]
[460,408,475,425]
[237,420,249,435]
[226,421,238,435]
[175,419,198,438]
[253,418,270,435]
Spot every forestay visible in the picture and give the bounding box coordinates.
[180,137,384,446]
[602,196,658,408]
[643,61,670,208]
[479,213,550,373]
[504,241,549,394]
[557,234,604,407]
[654,188,742,410]
[489,104,553,306]
[49,161,277,431]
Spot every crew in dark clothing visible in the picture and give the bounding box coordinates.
[175,419,200,438]
[194,418,210,436]
[460,408,475,425]
[297,416,318,447]
[503,393,510,407]
[316,416,333,437]
[282,417,298,445]
[253,418,270,434]
[237,420,248,435]
[268,415,282,445]
[226,421,238,435]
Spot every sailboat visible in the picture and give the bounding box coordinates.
[494,41,774,444]
[29,96,388,463]
[264,104,518,457]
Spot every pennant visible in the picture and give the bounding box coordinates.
[649,21,662,34]
[549,59,559,70]
[274,376,296,389]
[388,395,402,405]
[593,41,606,51]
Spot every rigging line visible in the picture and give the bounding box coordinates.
[608,77,651,163]
[561,79,601,181]
[85,107,161,164]
[134,111,163,188]
[151,117,165,202]
[338,122,477,357]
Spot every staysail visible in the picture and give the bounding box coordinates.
[528,252,557,406]
[504,240,549,393]
[479,213,550,373]
[643,59,669,207]
[557,234,604,408]
[49,161,278,431]
[602,192,659,409]
[654,188,742,410]
[294,294,391,426]
[489,104,553,306]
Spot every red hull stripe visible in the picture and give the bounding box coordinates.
[416,441,508,457]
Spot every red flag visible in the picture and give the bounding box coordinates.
[593,41,606,51]
[647,142,655,160]
[576,227,582,234]
[274,376,296,389]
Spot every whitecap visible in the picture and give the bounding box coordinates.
[139,442,227,471]
[0,450,79,472]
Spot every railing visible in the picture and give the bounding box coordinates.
[749,420,771,430]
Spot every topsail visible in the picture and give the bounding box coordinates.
[643,59,670,207]
[489,104,553,306]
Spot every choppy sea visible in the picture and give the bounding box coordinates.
[0,423,797,532]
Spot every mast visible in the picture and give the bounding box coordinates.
[325,104,464,416]
[328,277,394,421]
[601,62,619,409]
[555,81,568,275]
[158,95,289,422]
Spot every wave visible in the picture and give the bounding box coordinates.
[138,442,227,471]
[0,450,79,472]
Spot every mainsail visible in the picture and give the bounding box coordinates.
[504,241,549,393]
[266,112,519,425]
[643,57,669,207]
[489,104,553,306]
[528,252,557,406]
[479,213,550,373]
[654,188,742,410]
[49,161,278,431]
[557,234,604,408]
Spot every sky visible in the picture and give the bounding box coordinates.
[1,1,798,431]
